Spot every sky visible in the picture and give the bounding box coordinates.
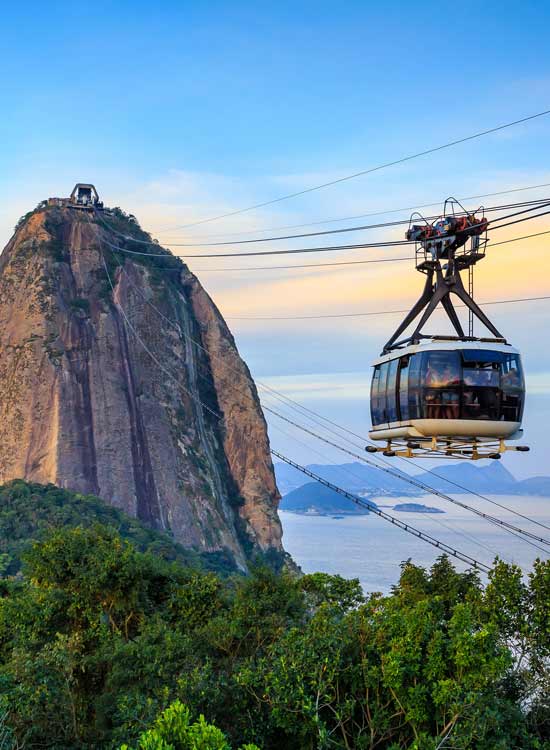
[1,0,550,478]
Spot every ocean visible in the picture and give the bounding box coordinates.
[279,495,550,595]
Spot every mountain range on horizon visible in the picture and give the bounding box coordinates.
[274,460,550,499]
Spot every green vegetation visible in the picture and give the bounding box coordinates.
[70,297,91,315]
[104,208,185,277]
[14,203,45,232]
[84,207,186,306]
[0,480,235,576]
[0,489,548,749]
[119,700,259,750]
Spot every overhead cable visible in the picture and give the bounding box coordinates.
[97,201,550,260]
[225,294,550,321]
[171,109,550,228]
[96,224,499,566]
[186,228,550,271]
[264,410,550,552]
[272,451,493,571]
[105,239,550,550]
[268,418,504,562]
[155,181,550,237]
[108,199,550,247]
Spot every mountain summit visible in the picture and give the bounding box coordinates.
[0,197,284,569]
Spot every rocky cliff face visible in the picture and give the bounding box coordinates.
[0,205,284,569]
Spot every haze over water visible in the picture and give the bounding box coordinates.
[280,495,550,594]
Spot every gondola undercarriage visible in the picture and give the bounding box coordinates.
[366,434,529,461]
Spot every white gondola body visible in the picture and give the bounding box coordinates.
[369,340,524,443]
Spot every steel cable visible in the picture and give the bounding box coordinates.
[99,232,550,550]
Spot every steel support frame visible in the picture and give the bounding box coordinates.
[383,254,504,353]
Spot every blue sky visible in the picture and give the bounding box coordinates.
[1,0,550,477]
[2,0,549,184]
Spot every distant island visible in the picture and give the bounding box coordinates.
[280,481,378,516]
[279,483,444,516]
[392,503,444,514]
[275,459,550,517]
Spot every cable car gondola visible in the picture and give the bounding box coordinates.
[368,199,529,460]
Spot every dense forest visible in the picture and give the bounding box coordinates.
[0,481,239,577]
[0,481,548,749]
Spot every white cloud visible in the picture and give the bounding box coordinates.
[526,372,550,395]
[259,371,369,402]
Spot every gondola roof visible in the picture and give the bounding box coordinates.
[372,338,519,367]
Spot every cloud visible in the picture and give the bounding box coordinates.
[259,371,369,402]
[526,372,550,395]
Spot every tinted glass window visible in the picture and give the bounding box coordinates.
[423,351,461,387]
[370,366,382,426]
[464,367,499,387]
[386,358,399,422]
[399,357,409,421]
[499,353,524,422]
[408,353,422,419]
[378,361,389,424]
[501,354,524,391]
[461,351,524,422]
[371,362,390,426]
[462,349,505,363]
[422,351,461,420]
[461,384,500,420]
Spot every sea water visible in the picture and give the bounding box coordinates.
[280,495,550,595]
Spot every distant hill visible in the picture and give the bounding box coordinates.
[0,480,236,576]
[393,503,444,514]
[275,462,420,497]
[280,481,378,515]
[516,476,550,496]
[414,462,550,496]
[274,461,550,498]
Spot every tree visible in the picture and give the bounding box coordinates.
[1,523,548,750]
[119,700,259,750]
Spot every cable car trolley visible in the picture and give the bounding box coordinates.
[368,198,529,460]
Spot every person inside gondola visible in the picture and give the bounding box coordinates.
[425,360,447,418]
[440,362,460,418]
[501,366,522,421]
[463,390,479,419]
[502,367,520,389]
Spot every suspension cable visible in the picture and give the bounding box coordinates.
[175,204,550,257]
[155,181,550,237]
[93,222,499,570]
[170,109,550,229]
[271,450,492,572]
[102,198,550,247]
[224,294,550,321]
[103,237,550,550]
[263,407,550,553]
[82,226,550,274]
[268,418,506,563]
[192,228,550,271]
[95,201,550,260]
